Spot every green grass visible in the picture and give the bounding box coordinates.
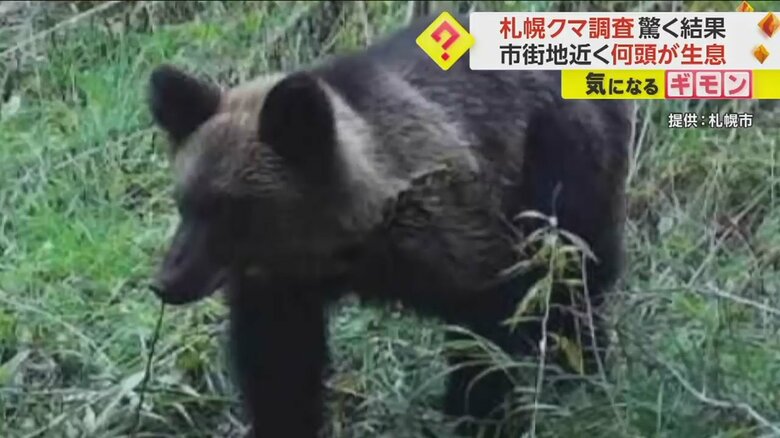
[1,1,779,437]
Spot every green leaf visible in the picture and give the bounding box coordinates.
[0,350,30,386]
[551,333,584,375]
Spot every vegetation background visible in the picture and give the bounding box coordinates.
[1,1,779,437]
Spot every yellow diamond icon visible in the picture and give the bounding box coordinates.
[736,1,754,12]
[416,12,474,71]
[759,12,780,37]
[754,44,770,63]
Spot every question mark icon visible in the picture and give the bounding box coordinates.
[431,21,461,61]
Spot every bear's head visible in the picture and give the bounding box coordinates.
[147,65,387,305]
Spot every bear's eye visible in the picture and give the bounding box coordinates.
[175,189,216,220]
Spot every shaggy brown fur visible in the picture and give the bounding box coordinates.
[148,13,634,438]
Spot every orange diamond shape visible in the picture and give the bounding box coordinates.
[737,1,754,12]
[759,12,779,37]
[754,44,770,63]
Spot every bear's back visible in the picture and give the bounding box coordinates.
[310,15,634,296]
[313,14,632,182]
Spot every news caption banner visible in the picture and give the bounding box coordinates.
[469,10,779,99]
[416,3,779,129]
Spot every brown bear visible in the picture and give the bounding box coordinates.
[147,14,634,438]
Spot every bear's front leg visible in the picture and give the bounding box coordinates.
[228,275,328,438]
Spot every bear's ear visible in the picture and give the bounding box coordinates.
[148,64,222,147]
[258,72,336,175]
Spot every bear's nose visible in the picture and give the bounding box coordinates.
[148,277,189,305]
[149,279,164,297]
